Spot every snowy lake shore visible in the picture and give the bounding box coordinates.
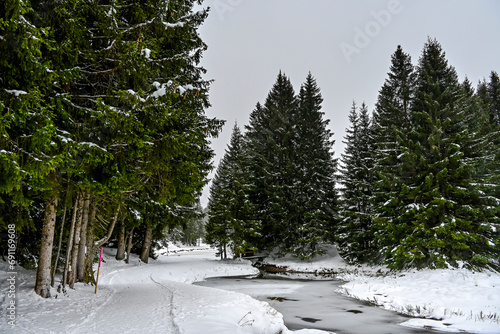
[1,244,499,334]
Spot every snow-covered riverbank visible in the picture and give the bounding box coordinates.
[272,246,500,334]
[1,244,499,334]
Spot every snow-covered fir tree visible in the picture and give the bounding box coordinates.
[0,0,72,298]
[244,72,338,258]
[371,45,416,263]
[384,38,499,269]
[0,0,223,296]
[289,73,338,258]
[475,73,500,256]
[245,72,298,254]
[338,102,375,263]
[486,71,500,125]
[206,123,259,259]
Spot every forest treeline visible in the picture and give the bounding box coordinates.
[1,0,499,302]
[0,0,223,298]
[206,39,500,270]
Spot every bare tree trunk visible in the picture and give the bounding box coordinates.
[140,226,153,263]
[76,192,90,281]
[115,218,126,261]
[51,203,67,287]
[125,227,134,264]
[69,195,84,289]
[35,194,58,298]
[84,199,97,284]
[63,194,79,287]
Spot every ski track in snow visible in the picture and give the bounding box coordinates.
[69,265,179,334]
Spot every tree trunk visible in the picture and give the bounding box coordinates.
[69,195,84,289]
[115,218,126,261]
[63,194,79,287]
[51,203,67,287]
[76,192,90,281]
[125,227,134,264]
[84,198,98,284]
[35,194,58,298]
[140,226,153,263]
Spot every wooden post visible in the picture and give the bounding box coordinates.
[94,248,103,294]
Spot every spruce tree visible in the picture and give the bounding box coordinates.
[292,73,338,258]
[205,158,231,259]
[338,102,375,263]
[371,46,416,256]
[487,71,500,125]
[0,0,83,297]
[206,123,259,258]
[387,38,498,269]
[245,72,298,253]
[475,74,500,257]
[244,72,338,258]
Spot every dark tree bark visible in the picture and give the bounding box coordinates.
[76,192,90,281]
[115,219,126,261]
[51,202,67,287]
[69,195,84,288]
[84,199,98,284]
[63,195,79,287]
[140,226,153,263]
[125,227,135,264]
[35,195,58,298]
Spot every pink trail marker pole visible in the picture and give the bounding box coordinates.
[94,247,103,294]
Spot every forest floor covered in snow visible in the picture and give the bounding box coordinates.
[1,244,499,334]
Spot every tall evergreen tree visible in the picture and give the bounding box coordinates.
[206,123,259,258]
[245,72,298,253]
[244,72,338,258]
[385,38,499,269]
[338,102,375,263]
[205,157,231,259]
[1,0,223,296]
[0,0,84,298]
[371,46,416,254]
[292,73,338,258]
[487,71,500,125]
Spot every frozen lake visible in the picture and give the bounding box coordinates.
[195,274,443,334]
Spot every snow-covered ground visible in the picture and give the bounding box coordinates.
[0,244,499,334]
[272,246,500,334]
[0,245,327,334]
[337,268,500,334]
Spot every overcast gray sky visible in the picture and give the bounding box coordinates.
[197,0,500,207]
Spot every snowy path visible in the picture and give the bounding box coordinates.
[70,265,179,333]
[67,249,290,334]
[2,247,327,334]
